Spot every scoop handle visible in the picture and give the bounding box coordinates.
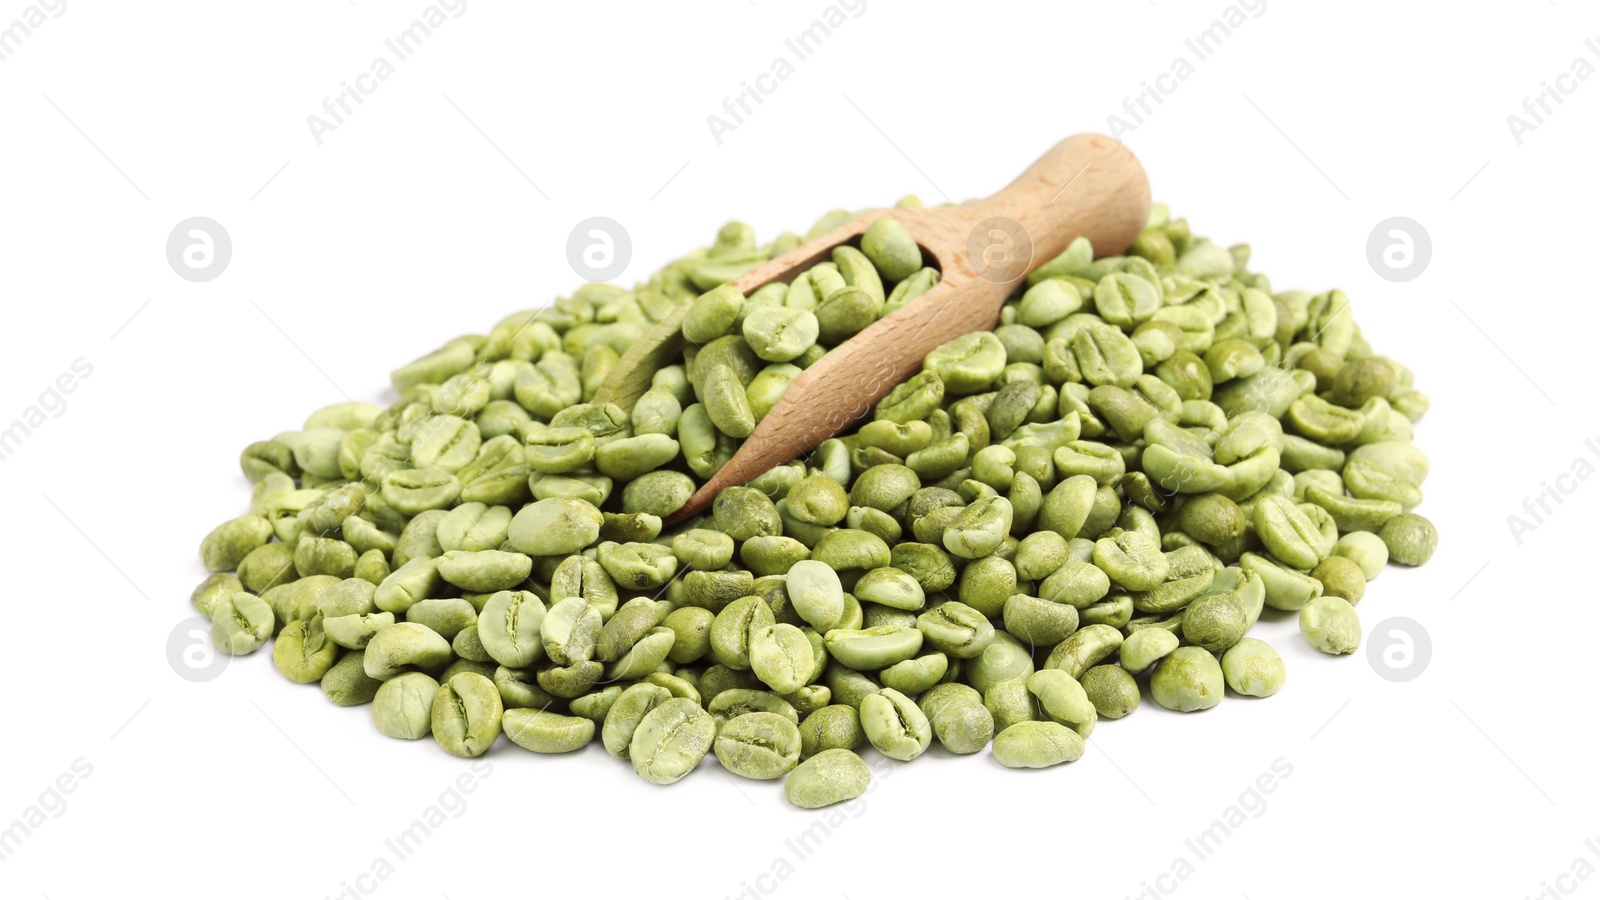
[913,132,1151,300]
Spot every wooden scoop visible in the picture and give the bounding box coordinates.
[594,133,1150,523]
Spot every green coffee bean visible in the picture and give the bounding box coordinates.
[708,596,773,671]
[663,606,715,664]
[507,497,603,556]
[537,660,604,700]
[913,683,991,754]
[543,597,603,666]
[1119,628,1179,673]
[1093,531,1169,591]
[976,677,1031,733]
[678,571,751,615]
[596,540,678,590]
[967,632,1036,695]
[1379,512,1438,566]
[1011,528,1075,576]
[1300,596,1360,654]
[1305,486,1402,534]
[211,592,274,656]
[943,496,1012,559]
[853,567,926,612]
[434,549,531,593]
[273,615,340,683]
[199,515,274,572]
[478,590,545,668]
[714,711,802,779]
[607,627,676,681]
[568,685,623,722]
[374,558,442,615]
[235,544,297,594]
[1002,594,1079,648]
[293,537,356,579]
[1026,669,1097,736]
[706,689,799,728]
[316,578,377,619]
[1081,665,1140,719]
[881,652,949,694]
[602,684,675,759]
[1253,495,1330,570]
[712,486,782,540]
[784,749,871,809]
[630,698,716,785]
[672,528,736,570]
[322,652,383,707]
[1181,577,1254,654]
[1220,638,1286,697]
[916,602,995,659]
[683,284,745,344]
[392,510,446,568]
[594,433,681,480]
[787,559,846,630]
[860,687,932,761]
[799,705,864,759]
[372,672,440,740]
[493,665,558,711]
[1241,552,1323,612]
[452,624,491,663]
[596,598,669,662]
[1330,531,1388,580]
[364,622,452,681]
[1038,559,1111,608]
[1045,624,1123,680]
[825,625,923,670]
[431,672,503,758]
[812,529,893,573]
[861,216,922,282]
[1150,647,1224,712]
[992,721,1085,768]
[743,306,820,363]
[504,708,595,753]
[631,388,683,436]
[1311,555,1367,604]
[382,467,462,515]
[325,611,395,650]
[877,370,945,423]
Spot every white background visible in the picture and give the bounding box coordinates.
[2,2,1593,898]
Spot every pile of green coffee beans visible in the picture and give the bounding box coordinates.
[193,201,1436,809]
